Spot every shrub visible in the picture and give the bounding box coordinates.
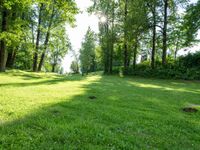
[113,51,200,80]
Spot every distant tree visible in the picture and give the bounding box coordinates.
[79,27,96,75]
[70,60,79,74]
[48,27,70,73]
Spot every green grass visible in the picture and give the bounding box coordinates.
[0,70,200,149]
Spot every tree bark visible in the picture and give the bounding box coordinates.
[38,6,54,72]
[6,47,18,68]
[0,8,8,72]
[33,3,43,72]
[109,1,115,74]
[133,39,138,70]
[175,40,179,60]
[151,4,156,69]
[52,64,56,72]
[38,31,50,71]
[124,0,128,74]
[162,0,168,66]
[104,23,110,74]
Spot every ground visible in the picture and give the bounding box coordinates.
[0,70,200,149]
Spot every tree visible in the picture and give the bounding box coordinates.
[32,0,78,72]
[37,0,78,72]
[146,0,159,69]
[184,0,200,45]
[90,0,118,74]
[123,0,129,74]
[48,26,70,72]
[79,27,96,75]
[70,61,79,74]
[33,3,44,72]
[0,0,31,72]
[162,0,168,66]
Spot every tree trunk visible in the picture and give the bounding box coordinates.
[109,40,113,74]
[52,64,56,72]
[151,4,156,69]
[33,3,43,72]
[109,0,115,74]
[175,42,179,60]
[124,0,128,74]
[133,40,138,70]
[38,6,54,72]
[38,31,50,71]
[0,8,8,72]
[104,23,110,74]
[11,49,17,67]
[162,0,168,66]
[6,47,18,68]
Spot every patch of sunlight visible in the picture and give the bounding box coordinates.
[0,74,102,125]
[129,82,200,94]
[84,75,102,83]
[186,103,200,108]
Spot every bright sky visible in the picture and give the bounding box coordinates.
[62,0,99,73]
[62,0,200,73]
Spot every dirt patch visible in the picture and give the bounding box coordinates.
[88,96,97,100]
[50,109,60,115]
[182,107,198,113]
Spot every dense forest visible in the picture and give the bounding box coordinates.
[1,0,200,79]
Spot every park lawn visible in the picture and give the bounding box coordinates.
[0,70,200,149]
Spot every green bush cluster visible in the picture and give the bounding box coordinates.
[114,51,200,80]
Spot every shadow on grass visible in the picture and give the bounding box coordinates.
[0,75,86,87]
[2,70,71,80]
[0,75,200,149]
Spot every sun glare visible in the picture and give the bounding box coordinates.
[100,16,107,23]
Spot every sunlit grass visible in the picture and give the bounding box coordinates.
[0,70,200,149]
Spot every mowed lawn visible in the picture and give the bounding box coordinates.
[0,70,200,149]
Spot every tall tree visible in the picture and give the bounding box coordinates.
[162,0,168,66]
[123,0,129,74]
[0,0,31,72]
[184,0,200,45]
[33,3,44,72]
[37,0,78,71]
[48,26,70,72]
[90,0,117,74]
[79,28,96,75]
[0,7,8,72]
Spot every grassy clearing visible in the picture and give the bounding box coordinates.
[0,70,200,149]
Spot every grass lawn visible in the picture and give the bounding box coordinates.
[0,70,200,149]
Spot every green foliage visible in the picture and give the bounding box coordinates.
[179,51,200,68]
[184,0,200,45]
[113,51,200,80]
[70,60,79,74]
[0,0,78,72]
[80,27,96,74]
[47,26,70,72]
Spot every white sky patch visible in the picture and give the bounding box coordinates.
[62,0,99,73]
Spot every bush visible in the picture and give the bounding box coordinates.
[113,51,200,80]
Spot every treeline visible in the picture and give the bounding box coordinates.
[78,0,200,79]
[0,0,78,72]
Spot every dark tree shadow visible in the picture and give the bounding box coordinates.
[0,74,86,87]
